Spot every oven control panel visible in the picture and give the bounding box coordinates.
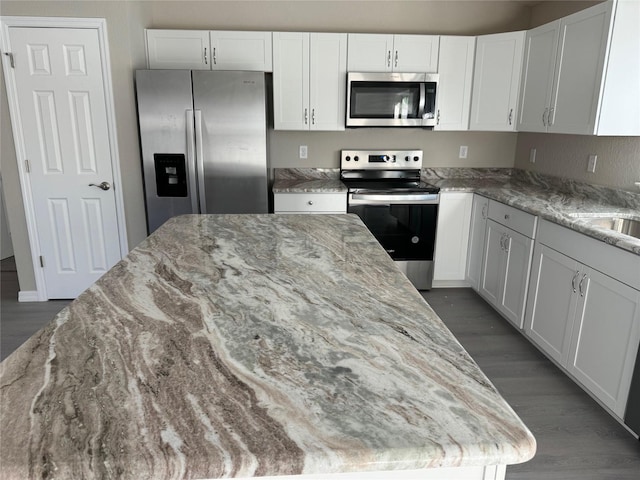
[341,150,423,170]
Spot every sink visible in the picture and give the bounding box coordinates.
[585,217,640,240]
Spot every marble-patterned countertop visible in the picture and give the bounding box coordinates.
[271,168,640,256]
[0,214,536,479]
[427,175,640,256]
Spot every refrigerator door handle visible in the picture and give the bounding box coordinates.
[194,109,207,213]
[186,109,199,214]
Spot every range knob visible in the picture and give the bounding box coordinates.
[413,156,420,162]
[405,156,410,162]
[345,156,351,161]
[354,156,359,162]
[391,156,396,163]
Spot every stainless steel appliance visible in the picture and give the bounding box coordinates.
[346,72,439,128]
[624,344,640,438]
[340,150,440,289]
[135,70,268,234]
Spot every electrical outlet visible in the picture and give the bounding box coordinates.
[587,154,597,173]
[459,146,468,159]
[299,145,308,159]
[529,148,536,164]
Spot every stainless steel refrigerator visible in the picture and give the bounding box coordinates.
[135,70,268,234]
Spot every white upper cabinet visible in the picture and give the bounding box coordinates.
[518,0,639,135]
[469,31,525,131]
[146,29,273,71]
[209,31,272,71]
[347,34,439,72]
[146,30,211,70]
[434,36,475,131]
[273,32,347,131]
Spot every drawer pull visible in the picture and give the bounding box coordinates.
[307,200,313,205]
[504,214,510,220]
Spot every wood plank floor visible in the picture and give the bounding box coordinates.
[1,261,638,477]
[422,288,640,480]
[1,257,70,361]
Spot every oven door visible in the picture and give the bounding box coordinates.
[348,193,439,261]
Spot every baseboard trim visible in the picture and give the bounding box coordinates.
[18,290,43,302]
[431,280,470,288]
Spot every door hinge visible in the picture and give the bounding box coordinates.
[3,52,15,68]
[39,256,44,268]
[25,159,31,173]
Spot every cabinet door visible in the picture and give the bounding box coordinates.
[347,34,394,72]
[548,2,612,134]
[210,31,272,71]
[469,31,525,131]
[273,32,310,130]
[500,229,533,328]
[479,219,507,305]
[434,36,475,131]
[309,33,347,131]
[517,21,559,132]
[466,195,488,291]
[146,30,211,70]
[524,244,579,366]
[433,192,473,285]
[568,267,640,418]
[392,35,439,73]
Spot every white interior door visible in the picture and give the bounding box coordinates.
[6,26,122,299]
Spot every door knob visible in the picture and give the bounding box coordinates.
[89,181,111,191]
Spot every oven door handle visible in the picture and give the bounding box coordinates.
[349,193,439,205]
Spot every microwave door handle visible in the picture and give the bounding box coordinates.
[418,82,426,122]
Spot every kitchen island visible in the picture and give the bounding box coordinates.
[0,214,535,480]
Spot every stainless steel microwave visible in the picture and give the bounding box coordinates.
[346,72,439,128]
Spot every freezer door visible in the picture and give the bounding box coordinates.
[136,70,197,234]
[192,71,268,214]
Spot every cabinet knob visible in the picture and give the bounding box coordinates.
[504,214,510,220]
[308,200,313,205]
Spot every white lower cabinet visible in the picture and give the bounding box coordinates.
[273,192,346,214]
[525,220,640,419]
[466,195,489,290]
[479,219,533,328]
[433,192,473,287]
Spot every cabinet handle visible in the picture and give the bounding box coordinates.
[204,47,208,65]
[579,273,587,297]
[436,109,441,125]
[304,108,308,125]
[212,47,217,65]
[312,108,315,125]
[508,108,513,126]
[548,107,555,126]
[394,50,399,68]
[503,235,510,253]
[542,107,548,126]
[571,271,580,293]
[481,204,487,220]
[387,50,392,68]
[499,234,506,251]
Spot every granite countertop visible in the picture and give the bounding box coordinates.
[271,168,640,256]
[425,173,640,256]
[0,214,535,479]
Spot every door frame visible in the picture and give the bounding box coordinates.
[0,16,128,301]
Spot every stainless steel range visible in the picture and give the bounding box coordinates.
[340,150,440,290]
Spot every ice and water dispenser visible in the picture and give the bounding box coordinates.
[154,154,187,197]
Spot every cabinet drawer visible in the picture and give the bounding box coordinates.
[488,200,537,238]
[274,193,346,213]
